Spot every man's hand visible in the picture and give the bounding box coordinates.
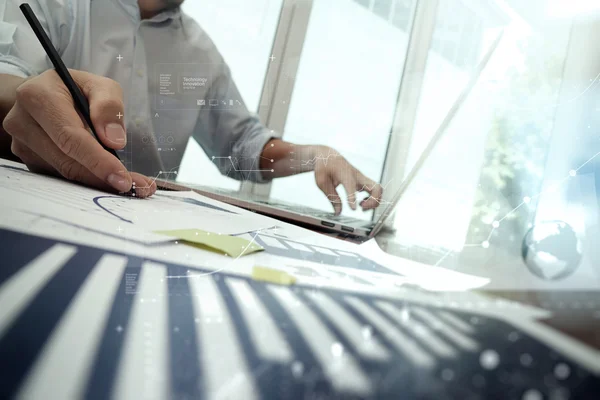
[260,140,383,215]
[1,70,156,197]
[313,148,383,215]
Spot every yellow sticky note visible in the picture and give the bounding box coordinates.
[155,229,263,258]
[252,266,296,286]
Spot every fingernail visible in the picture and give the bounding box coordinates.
[105,123,126,144]
[107,172,131,192]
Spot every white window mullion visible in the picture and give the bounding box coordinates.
[242,0,315,197]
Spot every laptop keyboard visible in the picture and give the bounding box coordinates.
[258,200,373,227]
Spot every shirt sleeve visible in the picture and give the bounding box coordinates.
[0,0,72,77]
[192,63,275,183]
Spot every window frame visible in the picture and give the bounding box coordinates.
[244,0,426,200]
[241,0,315,197]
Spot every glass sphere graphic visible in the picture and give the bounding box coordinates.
[522,221,582,280]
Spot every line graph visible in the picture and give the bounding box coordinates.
[300,149,342,167]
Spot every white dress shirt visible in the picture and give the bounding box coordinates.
[0,0,273,181]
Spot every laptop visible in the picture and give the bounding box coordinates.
[163,32,503,239]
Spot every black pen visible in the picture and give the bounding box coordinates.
[19,3,136,196]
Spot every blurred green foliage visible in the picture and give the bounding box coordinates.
[466,36,567,245]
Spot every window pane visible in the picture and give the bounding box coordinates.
[391,0,513,251]
[176,0,283,190]
[373,0,393,20]
[387,0,587,276]
[270,0,415,219]
[392,0,414,31]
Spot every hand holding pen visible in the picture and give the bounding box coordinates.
[1,3,156,197]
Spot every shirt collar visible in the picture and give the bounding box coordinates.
[115,0,182,23]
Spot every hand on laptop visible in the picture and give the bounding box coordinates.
[260,140,383,215]
[313,149,383,215]
[2,70,156,197]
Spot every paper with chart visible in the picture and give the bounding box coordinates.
[0,159,541,311]
[0,160,275,245]
[2,224,598,400]
[3,161,594,374]
[0,159,504,295]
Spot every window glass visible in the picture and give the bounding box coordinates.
[387,0,588,278]
[177,0,283,190]
[392,0,414,31]
[270,0,416,219]
[373,0,393,19]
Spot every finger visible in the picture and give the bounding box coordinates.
[131,173,157,198]
[8,110,120,191]
[10,138,55,175]
[358,175,384,210]
[16,78,133,192]
[6,104,152,198]
[74,71,127,149]
[315,174,342,215]
[8,108,155,198]
[340,176,358,211]
[17,133,154,198]
[143,175,157,195]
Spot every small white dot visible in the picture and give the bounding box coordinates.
[523,196,531,204]
[482,241,490,249]
[361,325,373,340]
[331,342,344,357]
[116,325,123,333]
[522,389,543,400]
[271,159,274,162]
[569,170,577,177]
[480,349,500,370]
[271,143,274,147]
[520,353,533,367]
[291,361,304,378]
[441,368,454,381]
[554,363,570,380]
[400,308,410,323]
[492,221,500,228]
[228,155,232,159]
[271,169,274,172]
